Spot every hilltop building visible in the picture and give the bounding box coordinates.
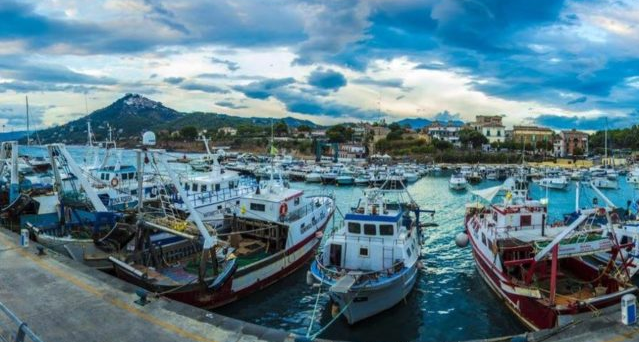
[468,115,505,143]
[218,127,237,136]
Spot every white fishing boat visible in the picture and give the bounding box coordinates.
[534,175,569,190]
[591,177,618,189]
[305,166,323,183]
[627,168,639,188]
[171,159,256,227]
[309,182,430,324]
[211,173,335,307]
[449,173,468,191]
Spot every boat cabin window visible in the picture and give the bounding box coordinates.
[379,224,394,236]
[215,184,221,192]
[129,172,135,179]
[294,197,300,206]
[229,181,235,189]
[122,173,128,180]
[184,183,190,191]
[481,233,487,246]
[193,184,199,192]
[406,247,412,257]
[364,224,376,236]
[348,222,361,234]
[521,215,531,226]
[359,247,369,257]
[201,185,207,192]
[250,203,265,211]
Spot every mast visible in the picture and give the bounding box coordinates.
[25,96,30,146]
[604,117,608,164]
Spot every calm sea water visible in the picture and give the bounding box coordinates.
[18,145,639,342]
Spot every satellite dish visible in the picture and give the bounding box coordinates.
[142,131,156,146]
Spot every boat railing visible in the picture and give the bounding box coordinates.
[180,184,257,206]
[315,254,405,281]
[328,233,408,246]
[0,300,45,342]
[283,195,333,222]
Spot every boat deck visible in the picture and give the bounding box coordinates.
[0,229,296,342]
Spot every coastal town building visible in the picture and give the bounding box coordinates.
[311,130,327,139]
[468,115,505,143]
[555,129,589,157]
[424,121,462,145]
[512,125,553,146]
[218,127,238,136]
[327,143,367,160]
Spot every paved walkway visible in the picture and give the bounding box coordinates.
[0,229,295,342]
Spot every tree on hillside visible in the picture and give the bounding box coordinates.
[326,124,354,143]
[274,121,289,136]
[388,122,402,132]
[180,126,198,140]
[459,129,488,149]
[297,125,312,133]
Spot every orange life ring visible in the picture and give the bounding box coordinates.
[279,203,288,216]
[110,177,119,187]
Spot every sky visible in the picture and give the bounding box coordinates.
[1,0,639,132]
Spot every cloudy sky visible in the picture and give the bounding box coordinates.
[1,0,638,132]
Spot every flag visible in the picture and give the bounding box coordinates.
[270,145,278,156]
[632,199,639,214]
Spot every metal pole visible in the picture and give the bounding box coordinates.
[137,150,143,212]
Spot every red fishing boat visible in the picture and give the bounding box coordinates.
[461,183,636,330]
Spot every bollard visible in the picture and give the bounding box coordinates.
[622,294,636,325]
[19,229,29,248]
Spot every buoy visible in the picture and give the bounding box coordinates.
[455,232,469,248]
[306,271,314,286]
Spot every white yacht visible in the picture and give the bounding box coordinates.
[449,173,468,191]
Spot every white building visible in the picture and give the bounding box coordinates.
[218,127,237,136]
[425,121,462,145]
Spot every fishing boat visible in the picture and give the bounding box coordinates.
[336,168,355,186]
[449,173,468,191]
[205,174,335,307]
[109,145,238,306]
[22,144,137,269]
[309,182,432,324]
[460,181,636,330]
[534,175,569,190]
[306,167,323,183]
[627,168,639,188]
[170,157,256,227]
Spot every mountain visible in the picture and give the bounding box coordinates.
[30,94,321,144]
[395,118,432,129]
[0,131,28,142]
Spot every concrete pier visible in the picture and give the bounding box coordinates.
[470,306,639,342]
[0,229,297,342]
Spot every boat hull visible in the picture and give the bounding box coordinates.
[329,265,418,324]
[449,182,467,191]
[113,210,333,308]
[467,225,635,330]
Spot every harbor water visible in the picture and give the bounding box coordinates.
[17,146,639,342]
